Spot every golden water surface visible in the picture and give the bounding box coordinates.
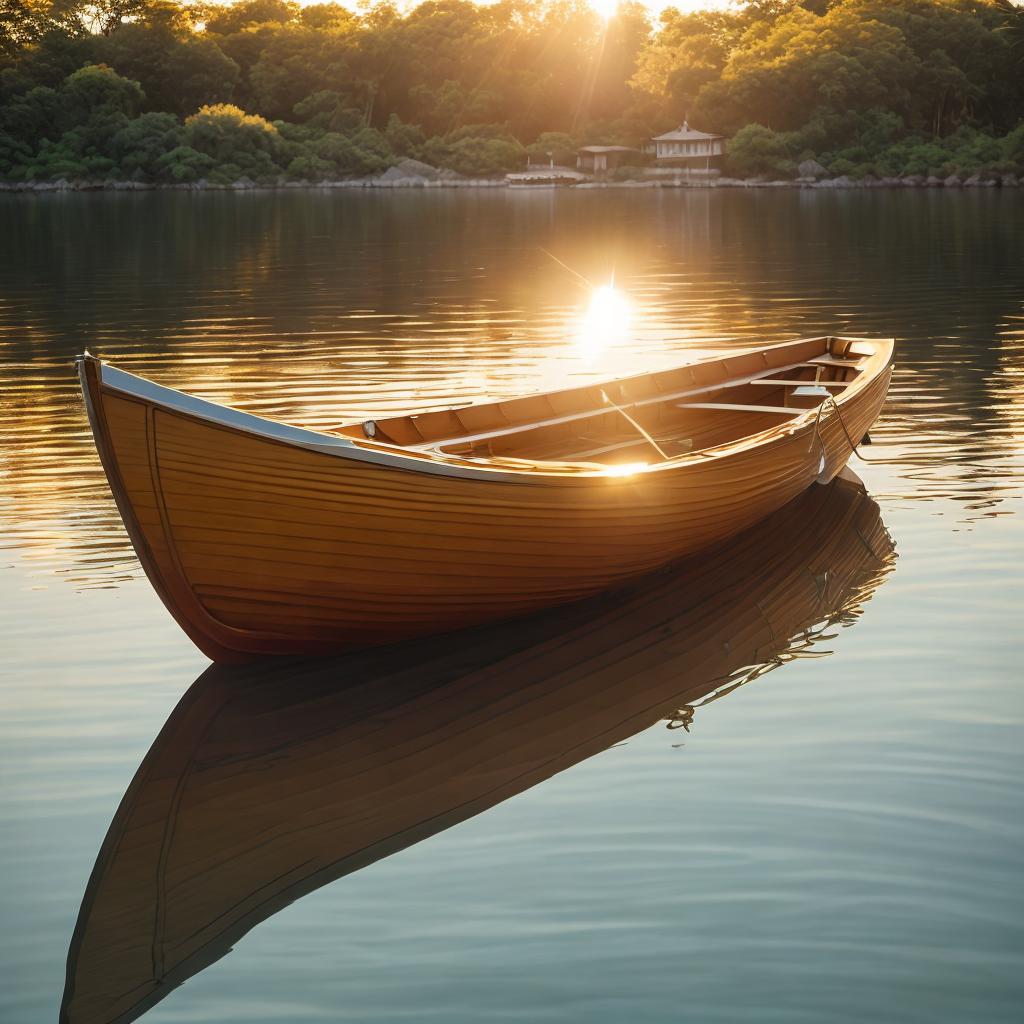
[1,188,1022,1024]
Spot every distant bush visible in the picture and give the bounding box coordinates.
[1003,125,1024,168]
[819,125,1024,179]
[284,153,333,180]
[0,86,64,145]
[726,124,797,178]
[0,63,409,183]
[154,144,216,182]
[610,164,647,181]
[60,64,145,125]
[526,131,577,168]
[112,111,184,179]
[442,136,525,176]
[383,114,426,158]
[313,130,388,176]
[418,124,526,176]
[183,104,281,182]
[292,91,366,134]
[0,132,33,177]
[0,65,145,181]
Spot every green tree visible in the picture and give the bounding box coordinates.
[203,0,299,36]
[60,62,144,124]
[247,22,358,120]
[111,108,183,176]
[0,83,62,142]
[726,122,796,176]
[55,0,164,36]
[183,101,284,180]
[97,23,239,116]
[154,143,215,181]
[695,0,1021,140]
[0,128,33,174]
[0,27,95,97]
[299,3,356,30]
[314,128,388,174]
[383,112,425,156]
[631,7,744,118]
[1003,123,1024,164]
[292,90,366,132]
[1,0,54,58]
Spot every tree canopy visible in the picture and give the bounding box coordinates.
[1,0,1022,183]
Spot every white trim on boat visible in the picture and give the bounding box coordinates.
[83,336,887,484]
[93,362,593,484]
[101,364,357,452]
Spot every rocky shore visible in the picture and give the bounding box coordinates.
[1,156,1020,193]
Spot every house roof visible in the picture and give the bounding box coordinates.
[577,145,639,154]
[653,122,722,142]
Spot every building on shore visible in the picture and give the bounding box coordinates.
[576,145,641,177]
[648,122,725,175]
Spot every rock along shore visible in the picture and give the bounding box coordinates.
[2,166,1020,194]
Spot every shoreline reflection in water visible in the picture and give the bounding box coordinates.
[61,471,895,1024]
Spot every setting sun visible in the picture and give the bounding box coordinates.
[589,0,619,19]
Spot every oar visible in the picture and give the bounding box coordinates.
[600,389,669,461]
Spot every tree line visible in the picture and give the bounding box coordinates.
[1,0,1023,184]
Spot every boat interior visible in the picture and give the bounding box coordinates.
[336,337,875,468]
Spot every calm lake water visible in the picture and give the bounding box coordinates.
[1,189,1022,1024]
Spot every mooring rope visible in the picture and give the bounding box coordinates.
[810,394,882,466]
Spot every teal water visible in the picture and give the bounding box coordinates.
[1,189,1022,1023]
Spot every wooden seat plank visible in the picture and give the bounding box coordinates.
[807,355,865,368]
[676,402,803,415]
[750,379,849,388]
[414,358,814,452]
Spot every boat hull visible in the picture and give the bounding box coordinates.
[78,341,892,662]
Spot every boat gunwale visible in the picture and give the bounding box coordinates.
[78,335,893,485]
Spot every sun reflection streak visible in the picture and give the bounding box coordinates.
[574,284,633,363]
[604,462,648,477]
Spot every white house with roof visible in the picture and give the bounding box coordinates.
[650,122,725,172]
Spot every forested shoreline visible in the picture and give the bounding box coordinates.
[2,0,1023,187]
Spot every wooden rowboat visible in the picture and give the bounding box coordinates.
[77,335,893,662]
[61,473,895,1024]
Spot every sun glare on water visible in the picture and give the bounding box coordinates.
[575,283,633,363]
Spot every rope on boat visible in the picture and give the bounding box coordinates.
[811,395,882,465]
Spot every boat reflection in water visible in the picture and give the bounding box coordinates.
[61,470,895,1024]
